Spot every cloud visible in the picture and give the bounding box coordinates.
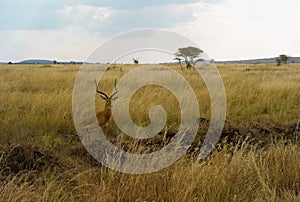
[172,0,300,60]
[1,0,299,61]
[55,4,197,36]
[0,28,105,62]
[0,0,206,61]
[0,0,224,39]
[0,0,203,33]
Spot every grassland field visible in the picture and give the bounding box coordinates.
[0,63,299,201]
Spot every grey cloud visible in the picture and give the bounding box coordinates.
[58,4,196,36]
[0,0,214,34]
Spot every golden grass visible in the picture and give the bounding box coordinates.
[1,142,300,201]
[218,64,300,123]
[0,63,300,201]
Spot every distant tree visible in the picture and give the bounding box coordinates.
[53,60,57,64]
[8,61,12,64]
[279,54,289,64]
[133,58,139,65]
[174,46,203,69]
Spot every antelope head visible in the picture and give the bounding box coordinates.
[94,78,119,110]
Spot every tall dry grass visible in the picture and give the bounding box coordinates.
[1,141,300,201]
[0,63,299,201]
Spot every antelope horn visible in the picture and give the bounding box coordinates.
[94,78,109,99]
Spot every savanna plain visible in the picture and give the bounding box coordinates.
[0,63,299,201]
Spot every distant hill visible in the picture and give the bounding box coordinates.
[19,59,56,64]
[17,59,84,64]
[216,57,300,64]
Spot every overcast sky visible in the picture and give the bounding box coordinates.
[0,0,299,62]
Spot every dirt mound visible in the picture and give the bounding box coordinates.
[0,145,63,177]
[187,120,300,156]
[102,120,299,156]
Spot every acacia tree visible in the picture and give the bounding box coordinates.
[279,54,289,64]
[174,46,203,69]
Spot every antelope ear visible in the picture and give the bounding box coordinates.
[112,96,118,101]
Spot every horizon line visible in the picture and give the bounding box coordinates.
[1,55,299,63]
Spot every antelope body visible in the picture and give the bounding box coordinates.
[96,97,112,126]
[95,78,119,126]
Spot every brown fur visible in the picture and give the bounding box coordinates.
[79,98,112,132]
[96,98,112,126]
